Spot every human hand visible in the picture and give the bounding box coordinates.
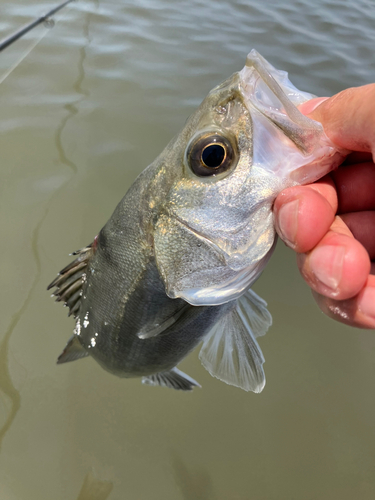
[274,85,375,329]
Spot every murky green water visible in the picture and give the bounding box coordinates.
[1,1,375,498]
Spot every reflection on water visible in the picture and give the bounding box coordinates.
[75,471,113,500]
[0,10,97,495]
[0,4,94,451]
[0,0,374,499]
[172,454,215,500]
[0,299,22,451]
[55,3,92,174]
[0,210,45,450]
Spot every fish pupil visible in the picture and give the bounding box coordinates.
[201,144,225,168]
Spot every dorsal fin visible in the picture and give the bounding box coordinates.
[57,335,88,364]
[48,241,95,318]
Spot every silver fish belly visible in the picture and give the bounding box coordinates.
[49,50,345,392]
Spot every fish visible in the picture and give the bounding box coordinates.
[48,50,345,392]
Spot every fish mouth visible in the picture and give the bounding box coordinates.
[239,49,314,115]
[237,50,344,185]
[238,49,321,156]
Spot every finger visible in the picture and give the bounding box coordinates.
[304,84,375,156]
[274,178,337,253]
[343,152,373,165]
[304,176,338,211]
[331,162,375,213]
[297,216,371,300]
[312,275,375,329]
[340,211,375,259]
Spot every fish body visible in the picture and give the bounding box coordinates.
[49,51,344,392]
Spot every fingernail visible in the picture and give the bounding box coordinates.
[277,199,299,247]
[298,97,329,115]
[309,245,346,293]
[358,287,375,320]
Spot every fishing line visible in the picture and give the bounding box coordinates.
[0,0,77,85]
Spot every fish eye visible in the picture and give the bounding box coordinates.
[186,133,236,177]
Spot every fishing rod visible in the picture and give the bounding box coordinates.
[0,0,76,52]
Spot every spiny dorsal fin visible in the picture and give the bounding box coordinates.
[142,367,201,391]
[199,289,272,393]
[57,335,89,364]
[48,241,95,318]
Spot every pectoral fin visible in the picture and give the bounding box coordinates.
[138,304,191,339]
[142,367,201,391]
[199,289,272,393]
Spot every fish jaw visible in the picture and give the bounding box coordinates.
[238,49,347,186]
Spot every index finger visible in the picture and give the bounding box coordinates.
[300,84,375,156]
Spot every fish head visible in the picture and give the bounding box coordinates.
[154,50,346,306]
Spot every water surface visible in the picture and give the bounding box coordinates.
[0,1,375,499]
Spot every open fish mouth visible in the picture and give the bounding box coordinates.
[239,51,315,124]
[238,50,345,186]
[239,50,319,154]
